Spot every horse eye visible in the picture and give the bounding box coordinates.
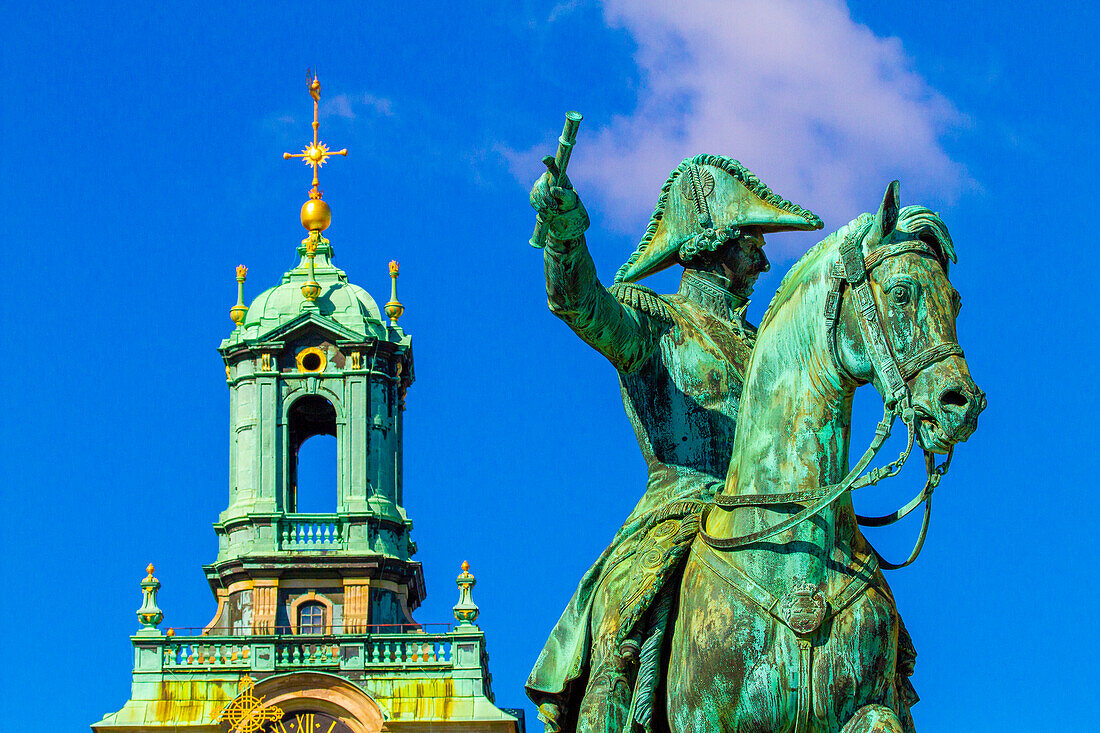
[890,284,911,305]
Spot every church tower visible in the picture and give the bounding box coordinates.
[92,76,521,733]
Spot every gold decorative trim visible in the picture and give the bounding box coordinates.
[219,675,283,733]
[296,346,326,373]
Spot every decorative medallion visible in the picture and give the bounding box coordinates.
[650,519,679,540]
[640,547,665,570]
[219,675,283,733]
[679,165,715,204]
[780,583,827,635]
[296,346,326,373]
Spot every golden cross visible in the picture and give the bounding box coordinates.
[283,71,347,200]
[219,675,285,733]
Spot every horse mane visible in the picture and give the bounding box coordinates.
[613,153,822,283]
[759,206,956,331]
[759,214,871,331]
[896,205,956,268]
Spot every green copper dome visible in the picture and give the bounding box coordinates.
[223,236,387,347]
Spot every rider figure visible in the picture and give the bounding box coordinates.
[525,155,822,733]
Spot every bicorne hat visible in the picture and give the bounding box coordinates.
[614,154,823,283]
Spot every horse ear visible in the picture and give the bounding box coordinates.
[875,180,900,238]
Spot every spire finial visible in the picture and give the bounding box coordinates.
[385,260,405,324]
[283,71,347,232]
[230,265,248,326]
[453,560,479,627]
[301,239,321,302]
[136,563,164,635]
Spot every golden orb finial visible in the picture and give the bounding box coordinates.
[385,260,404,323]
[283,71,347,232]
[146,564,155,578]
[461,560,470,573]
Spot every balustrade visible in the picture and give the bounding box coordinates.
[163,640,251,668]
[146,630,456,673]
[278,514,345,551]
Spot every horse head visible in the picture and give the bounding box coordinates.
[834,181,986,453]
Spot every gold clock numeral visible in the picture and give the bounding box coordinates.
[295,714,315,731]
[323,723,336,733]
[276,722,291,733]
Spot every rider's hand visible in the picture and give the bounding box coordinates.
[530,171,589,241]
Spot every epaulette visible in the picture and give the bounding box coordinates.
[608,282,675,321]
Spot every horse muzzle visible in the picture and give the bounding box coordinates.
[912,358,985,452]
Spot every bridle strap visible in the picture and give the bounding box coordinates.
[898,342,963,381]
[858,448,952,570]
[701,406,901,550]
[701,227,958,566]
[824,236,962,393]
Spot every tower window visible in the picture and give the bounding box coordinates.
[298,601,326,635]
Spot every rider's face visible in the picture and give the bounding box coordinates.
[717,227,770,296]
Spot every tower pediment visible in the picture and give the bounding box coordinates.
[222,311,395,356]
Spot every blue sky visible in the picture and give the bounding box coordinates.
[2,1,1096,729]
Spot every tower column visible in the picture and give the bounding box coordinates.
[344,373,371,512]
[256,370,279,511]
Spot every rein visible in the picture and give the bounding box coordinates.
[700,227,961,569]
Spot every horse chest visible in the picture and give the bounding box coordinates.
[672,547,902,731]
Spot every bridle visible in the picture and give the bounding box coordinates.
[700,222,964,569]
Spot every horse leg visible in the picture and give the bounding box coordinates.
[839,704,908,733]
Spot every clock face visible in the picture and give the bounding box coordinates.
[267,711,351,733]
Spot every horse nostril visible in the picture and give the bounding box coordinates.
[940,389,968,410]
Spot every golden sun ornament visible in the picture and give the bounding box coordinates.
[283,71,347,201]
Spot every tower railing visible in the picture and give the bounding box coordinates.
[277,513,346,551]
[144,625,479,675]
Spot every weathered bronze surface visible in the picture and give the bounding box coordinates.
[526,133,984,733]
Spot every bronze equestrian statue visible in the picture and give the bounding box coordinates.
[525,154,822,732]
[525,135,985,731]
[670,183,984,732]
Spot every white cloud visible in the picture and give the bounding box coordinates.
[360,93,395,117]
[518,0,969,257]
[322,93,395,120]
[324,94,357,120]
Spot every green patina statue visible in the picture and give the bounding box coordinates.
[526,152,821,730]
[526,131,985,733]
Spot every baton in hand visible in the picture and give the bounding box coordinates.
[530,110,583,248]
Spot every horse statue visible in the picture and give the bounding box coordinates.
[667,182,985,732]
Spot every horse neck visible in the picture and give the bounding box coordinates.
[731,259,851,496]
[716,244,860,585]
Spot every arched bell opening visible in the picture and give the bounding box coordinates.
[287,394,338,513]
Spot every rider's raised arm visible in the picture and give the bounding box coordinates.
[543,233,661,373]
[532,172,663,372]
